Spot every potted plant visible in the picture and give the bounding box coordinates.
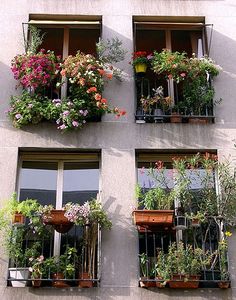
[131,51,152,74]
[7,228,42,287]
[167,242,209,289]
[138,253,156,288]
[154,249,170,288]
[65,199,112,287]
[140,86,172,123]
[43,246,78,288]
[29,255,45,287]
[133,161,174,227]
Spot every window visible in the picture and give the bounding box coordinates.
[26,16,101,99]
[8,152,102,287]
[135,152,231,289]
[134,17,215,123]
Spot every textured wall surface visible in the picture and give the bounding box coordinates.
[0,0,236,298]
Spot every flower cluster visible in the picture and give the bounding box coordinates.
[152,49,220,83]
[131,51,153,67]
[29,255,45,279]
[64,202,90,225]
[11,49,61,90]
[64,199,112,229]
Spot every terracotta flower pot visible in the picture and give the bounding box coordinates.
[12,213,25,225]
[169,274,200,289]
[132,210,174,227]
[188,117,208,124]
[78,272,93,288]
[43,210,73,233]
[52,272,69,288]
[32,278,42,287]
[170,113,182,123]
[218,281,230,289]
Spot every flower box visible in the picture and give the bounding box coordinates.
[169,274,200,289]
[132,210,174,226]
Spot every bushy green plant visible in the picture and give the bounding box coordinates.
[7,91,50,128]
[43,246,78,278]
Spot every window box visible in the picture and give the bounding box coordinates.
[132,210,174,226]
[169,274,200,289]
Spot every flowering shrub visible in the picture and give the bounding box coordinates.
[53,51,126,130]
[152,50,188,83]
[11,49,61,90]
[131,51,152,67]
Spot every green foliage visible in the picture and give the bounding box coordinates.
[139,253,148,277]
[43,246,78,278]
[96,37,127,64]
[8,91,50,128]
[137,185,173,210]
[26,25,45,55]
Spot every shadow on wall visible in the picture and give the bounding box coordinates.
[0,60,17,121]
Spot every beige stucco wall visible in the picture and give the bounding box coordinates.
[1,0,236,298]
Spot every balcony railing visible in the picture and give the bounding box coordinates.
[7,221,101,288]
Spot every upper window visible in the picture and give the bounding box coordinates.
[133,18,217,124]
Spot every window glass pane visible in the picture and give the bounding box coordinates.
[39,27,64,56]
[62,162,99,205]
[171,30,202,56]
[19,161,57,206]
[69,28,100,55]
[136,29,166,53]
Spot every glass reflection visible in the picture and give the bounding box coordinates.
[62,162,99,205]
[19,161,57,206]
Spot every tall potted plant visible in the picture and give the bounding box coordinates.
[65,199,112,287]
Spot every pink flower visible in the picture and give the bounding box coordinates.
[180,73,186,77]
[72,121,79,127]
[15,113,22,119]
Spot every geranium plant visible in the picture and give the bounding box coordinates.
[131,51,152,67]
[11,49,61,91]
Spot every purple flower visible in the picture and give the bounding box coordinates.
[15,113,22,119]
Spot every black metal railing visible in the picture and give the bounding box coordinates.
[7,221,100,288]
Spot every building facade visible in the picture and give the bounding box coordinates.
[1,0,236,299]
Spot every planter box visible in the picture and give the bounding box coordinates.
[169,274,200,289]
[132,210,174,226]
[43,210,73,233]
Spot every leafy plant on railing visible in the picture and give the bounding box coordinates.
[151,50,221,114]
